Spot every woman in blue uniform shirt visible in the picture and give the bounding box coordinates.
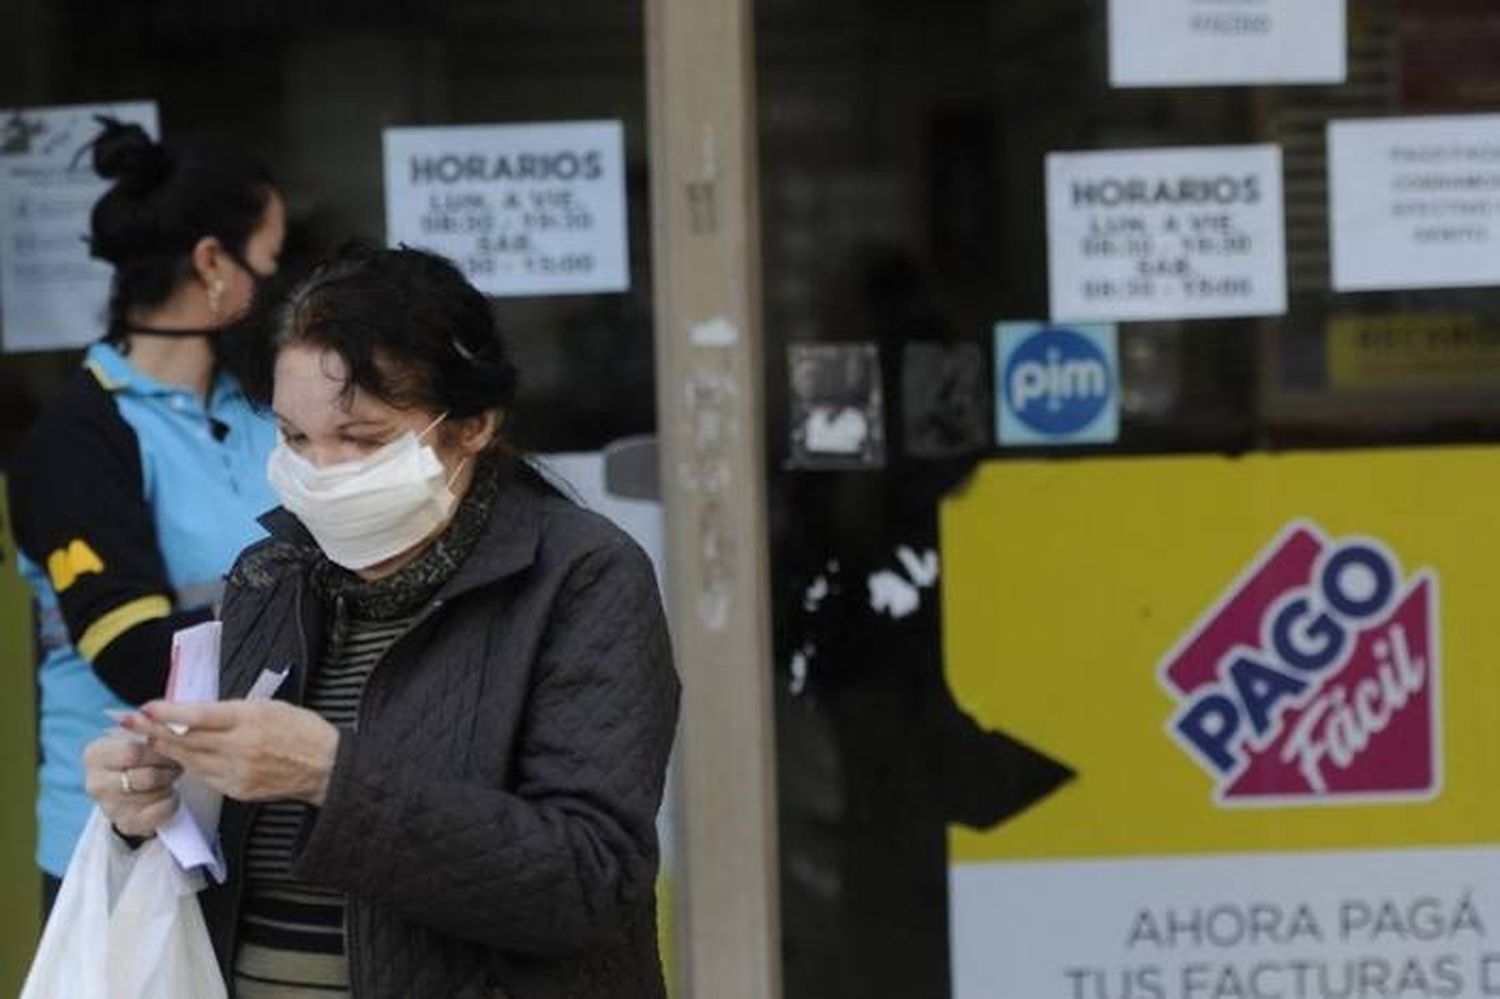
[6,119,285,913]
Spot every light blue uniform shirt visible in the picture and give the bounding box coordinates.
[16,342,278,875]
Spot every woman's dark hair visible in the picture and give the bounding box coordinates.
[258,243,520,424]
[89,118,273,337]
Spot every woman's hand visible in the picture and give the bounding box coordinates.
[83,734,182,838]
[124,701,341,807]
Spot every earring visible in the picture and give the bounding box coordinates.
[207,277,225,316]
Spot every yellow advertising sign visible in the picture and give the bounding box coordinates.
[941,447,1500,864]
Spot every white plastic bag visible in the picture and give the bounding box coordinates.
[20,809,227,999]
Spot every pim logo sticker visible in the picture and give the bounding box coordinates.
[1159,520,1441,807]
[995,322,1119,446]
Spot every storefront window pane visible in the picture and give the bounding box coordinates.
[758,2,1500,996]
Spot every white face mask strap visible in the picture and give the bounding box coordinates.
[417,411,450,443]
[420,412,467,490]
[445,455,470,491]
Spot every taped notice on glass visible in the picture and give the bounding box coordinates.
[1046,144,1287,324]
[383,120,628,298]
[1109,0,1346,88]
[1329,114,1500,293]
[0,101,159,352]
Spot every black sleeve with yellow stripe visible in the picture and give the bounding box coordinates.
[7,371,211,705]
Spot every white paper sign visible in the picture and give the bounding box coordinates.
[1109,0,1346,88]
[1329,115,1500,293]
[1047,145,1288,324]
[383,120,628,298]
[0,101,159,352]
[952,849,1500,999]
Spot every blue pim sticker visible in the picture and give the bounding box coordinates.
[995,322,1119,446]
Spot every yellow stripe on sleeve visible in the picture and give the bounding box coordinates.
[76,595,172,662]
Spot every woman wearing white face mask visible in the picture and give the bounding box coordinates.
[80,244,680,999]
[266,410,466,571]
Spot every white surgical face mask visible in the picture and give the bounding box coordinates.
[266,415,465,570]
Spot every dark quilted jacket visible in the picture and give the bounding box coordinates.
[198,474,680,998]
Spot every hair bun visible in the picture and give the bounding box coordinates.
[91,117,170,193]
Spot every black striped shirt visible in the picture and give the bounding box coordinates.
[233,608,414,998]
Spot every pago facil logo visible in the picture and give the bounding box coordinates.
[1159,521,1441,806]
[995,322,1119,446]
